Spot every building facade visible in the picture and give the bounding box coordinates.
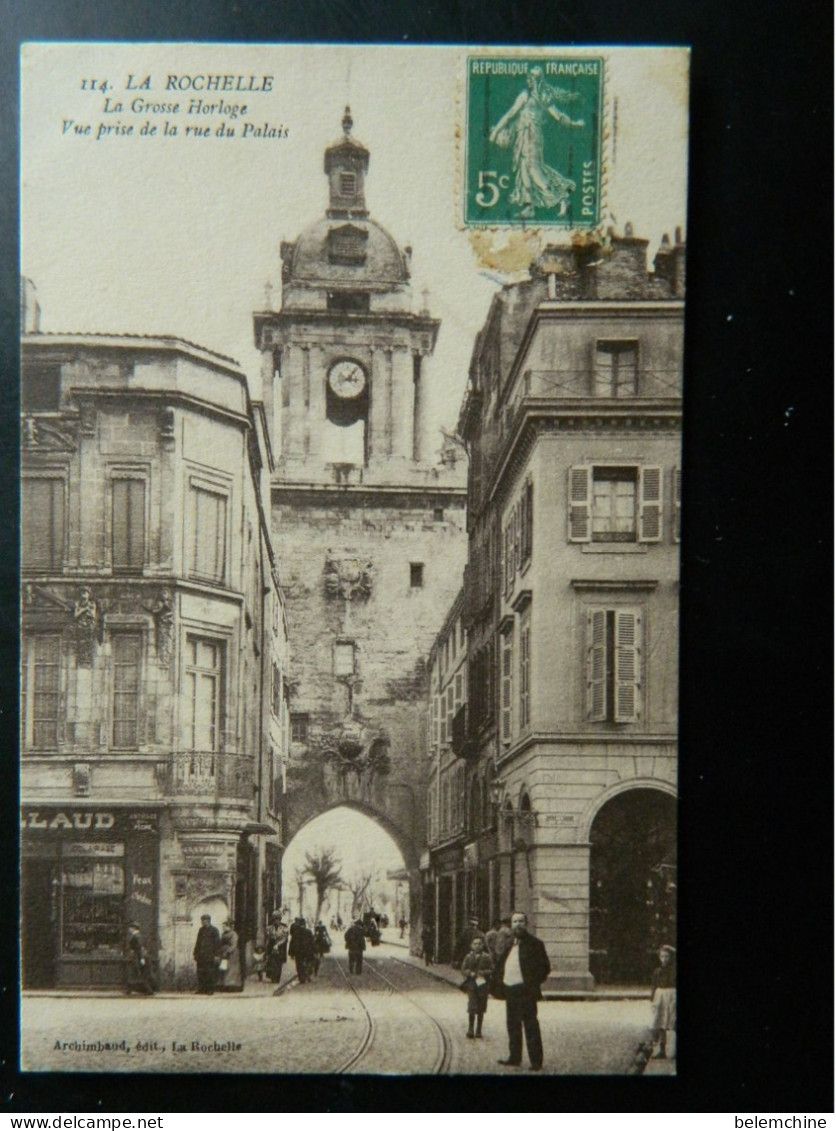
[252,111,467,913]
[426,227,684,987]
[20,332,288,989]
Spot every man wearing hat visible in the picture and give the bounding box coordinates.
[452,915,486,969]
[193,913,220,994]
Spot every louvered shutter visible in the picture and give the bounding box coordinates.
[514,502,522,570]
[614,610,642,722]
[638,466,663,542]
[501,629,514,743]
[586,609,606,721]
[673,466,682,543]
[569,466,592,542]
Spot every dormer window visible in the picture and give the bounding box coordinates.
[328,224,368,266]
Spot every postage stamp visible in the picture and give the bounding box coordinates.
[464,55,604,227]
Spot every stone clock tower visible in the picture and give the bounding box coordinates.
[253,110,467,928]
[255,107,443,486]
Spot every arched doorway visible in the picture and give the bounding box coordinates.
[280,805,410,936]
[589,788,676,984]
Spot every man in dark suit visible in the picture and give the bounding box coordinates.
[344,918,367,974]
[495,911,551,1070]
[193,913,220,994]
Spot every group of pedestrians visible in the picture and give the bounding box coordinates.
[193,914,243,994]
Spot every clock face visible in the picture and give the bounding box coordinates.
[328,360,366,399]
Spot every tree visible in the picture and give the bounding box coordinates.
[344,869,376,919]
[303,847,343,928]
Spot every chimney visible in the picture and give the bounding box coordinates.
[653,228,686,297]
[20,277,41,334]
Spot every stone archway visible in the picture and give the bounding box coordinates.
[588,787,677,984]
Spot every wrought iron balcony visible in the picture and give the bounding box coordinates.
[165,750,255,802]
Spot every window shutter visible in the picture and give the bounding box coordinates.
[638,466,663,542]
[568,466,592,542]
[673,466,682,543]
[514,503,522,571]
[523,480,533,562]
[504,523,514,595]
[594,343,613,396]
[501,629,514,743]
[614,610,642,722]
[586,609,606,721]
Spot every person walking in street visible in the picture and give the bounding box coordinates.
[452,915,485,968]
[460,935,494,1039]
[344,918,366,974]
[289,917,315,983]
[398,916,407,939]
[125,922,155,995]
[495,911,551,1071]
[193,913,220,995]
[216,920,243,992]
[420,921,435,966]
[650,944,677,1059]
[312,921,332,976]
[265,913,289,984]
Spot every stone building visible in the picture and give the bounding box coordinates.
[426,227,684,987]
[20,332,288,988]
[252,110,467,906]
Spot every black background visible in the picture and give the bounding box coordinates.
[1,0,832,1114]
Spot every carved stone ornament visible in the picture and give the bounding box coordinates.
[172,871,233,921]
[149,587,174,664]
[73,586,101,665]
[78,402,98,437]
[22,415,77,451]
[324,556,374,601]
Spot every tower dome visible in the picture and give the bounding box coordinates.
[279,109,412,312]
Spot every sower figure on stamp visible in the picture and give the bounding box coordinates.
[494,911,551,1070]
[193,913,220,995]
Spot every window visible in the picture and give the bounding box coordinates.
[61,854,125,957]
[189,482,228,583]
[22,634,62,748]
[23,363,61,412]
[271,663,282,718]
[586,608,642,723]
[595,340,638,396]
[519,610,531,731]
[446,683,454,744]
[340,171,357,196]
[334,640,355,676]
[185,637,223,750]
[521,479,533,565]
[500,625,514,744]
[327,291,370,313]
[291,713,309,744]
[410,562,424,588]
[112,633,141,748]
[22,477,65,571]
[673,467,682,543]
[433,507,445,522]
[568,465,663,543]
[112,478,146,572]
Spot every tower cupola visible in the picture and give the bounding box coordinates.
[324,106,370,220]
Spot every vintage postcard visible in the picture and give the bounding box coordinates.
[19,43,688,1075]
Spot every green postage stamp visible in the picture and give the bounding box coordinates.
[465,55,604,227]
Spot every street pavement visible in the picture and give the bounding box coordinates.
[21,942,672,1076]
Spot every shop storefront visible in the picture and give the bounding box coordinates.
[21,808,160,989]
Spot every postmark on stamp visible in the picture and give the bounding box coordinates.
[464,55,604,228]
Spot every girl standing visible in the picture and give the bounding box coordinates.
[460,936,494,1039]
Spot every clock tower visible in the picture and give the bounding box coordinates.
[252,111,467,925]
[255,106,444,486]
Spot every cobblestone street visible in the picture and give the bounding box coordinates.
[22,944,660,1076]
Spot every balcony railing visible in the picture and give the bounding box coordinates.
[165,751,254,802]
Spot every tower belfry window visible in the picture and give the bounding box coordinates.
[340,172,356,197]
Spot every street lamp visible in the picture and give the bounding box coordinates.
[489,777,505,807]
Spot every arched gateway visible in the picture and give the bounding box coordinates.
[253,112,468,938]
